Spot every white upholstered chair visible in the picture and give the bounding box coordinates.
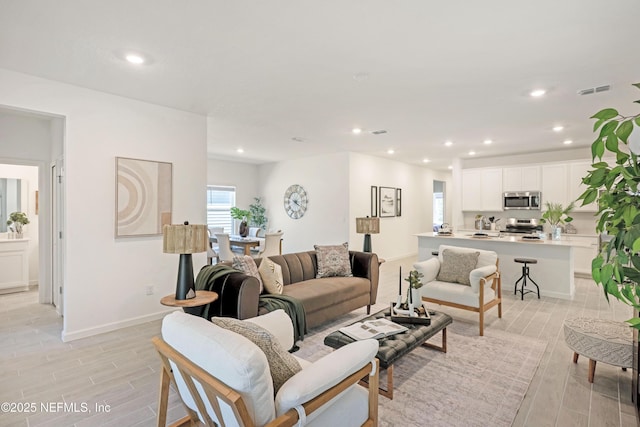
[414,244,502,336]
[257,231,284,258]
[153,310,379,427]
[215,233,235,262]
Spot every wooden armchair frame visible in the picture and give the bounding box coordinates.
[422,260,502,336]
[152,336,379,427]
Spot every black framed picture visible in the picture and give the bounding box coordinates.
[371,186,378,217]
[379,186,396,217]
[396,188,402,217]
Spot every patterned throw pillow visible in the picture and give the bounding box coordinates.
[436,249,480,286]
[211,317,302,394]
[232,255,263,293]
[314,243,353,278]
[258,258,284,294]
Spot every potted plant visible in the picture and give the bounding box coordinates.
[405,269,424,305]
[540,201,575,240]
[230,207,251,237]
[248,197,268,231]
[6,211,29,238]
[577,82,640,330]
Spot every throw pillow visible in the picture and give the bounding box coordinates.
[211,317,302,394]
[436,249,480,286]
[232,255,263,293]
[314,243,353,278]
[258,258,284,295]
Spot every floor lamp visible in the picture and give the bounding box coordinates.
[163,222,209,300]
[356,216,380,253]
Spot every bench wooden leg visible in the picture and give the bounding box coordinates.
[422,328,447,353]
[359,365,394,400]
[573,352,579,363]
[588,359,597,383]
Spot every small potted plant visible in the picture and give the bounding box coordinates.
[540,201,574,240]
[405,269,424,306]
[230,207,251,237]
[6,211,30,238]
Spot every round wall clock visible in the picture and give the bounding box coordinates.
[284,184,308,219]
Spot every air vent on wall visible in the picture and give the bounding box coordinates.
[371,130,387,135]
[578,85,611,96]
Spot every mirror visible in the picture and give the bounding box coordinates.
[0,178,23,232]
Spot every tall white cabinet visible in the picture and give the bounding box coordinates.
[462,168,502,211]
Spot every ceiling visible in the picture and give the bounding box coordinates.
[1,1,639,170]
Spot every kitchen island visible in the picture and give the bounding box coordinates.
[416,232,594,300]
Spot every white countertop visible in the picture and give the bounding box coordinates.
[0,238,29,242]
[416,232,593,248]
[457,228,598,238]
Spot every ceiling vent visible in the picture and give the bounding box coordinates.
[371,130,387,135]
[578,85,611,95]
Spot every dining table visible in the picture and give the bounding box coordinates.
[209,235,260,256]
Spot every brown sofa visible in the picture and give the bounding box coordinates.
[193,250,379,329]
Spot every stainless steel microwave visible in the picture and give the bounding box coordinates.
[503,191,541,210]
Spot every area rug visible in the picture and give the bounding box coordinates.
[295,313,547,427]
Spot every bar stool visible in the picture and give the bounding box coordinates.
[514,258,540,300]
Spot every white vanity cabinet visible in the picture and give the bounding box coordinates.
[0,239,29,292]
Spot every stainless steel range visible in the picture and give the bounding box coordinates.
[504,218,543,234]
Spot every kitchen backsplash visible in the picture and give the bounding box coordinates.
[461,211,598,235]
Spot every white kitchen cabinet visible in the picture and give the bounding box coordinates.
[462,168,502,211]
[462,169,482,211]
[481,168,503,211]
[503,166,540,192]
[0,239,29,292]
[569,161,597,212]
[541,164,568,207]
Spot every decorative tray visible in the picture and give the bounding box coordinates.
[472,233,490,239]
[437,232,453,236]
[521,235,543,241]
[388,302,432,325]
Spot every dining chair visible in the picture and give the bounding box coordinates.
[214,233,235,262]
[257,231,284,258]
[206,228,220,265]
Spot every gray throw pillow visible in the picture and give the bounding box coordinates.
[314,243,353,278]
[436,249,480,286]
[232,255,263,293]
[211,317,302,394]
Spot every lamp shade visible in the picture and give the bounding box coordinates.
[356,217,380,234]
[163,222,209,254]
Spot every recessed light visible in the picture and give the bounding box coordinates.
[353,72,370,81]
[444,141,453,147]
[530,89,546,97]
[125,54,145,64]
[236,148,244,153]
[447,165,453,170]
[423,158,430,163]
[468,151,476,155]
[352,128,362,134]
[483,139,493,145]
[292,137,304,142]
[553,125,564,132]
[387,149,395,154]
[563,140,573,145]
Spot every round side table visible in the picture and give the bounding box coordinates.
[161,290,218,308]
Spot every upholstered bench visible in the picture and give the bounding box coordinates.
[563,317,633,383]
[324,308,452,399]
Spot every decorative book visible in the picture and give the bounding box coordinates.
[339,318,408,340]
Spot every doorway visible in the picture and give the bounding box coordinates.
[433,180,446,230]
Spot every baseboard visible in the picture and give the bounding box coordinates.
[61,309,177,342]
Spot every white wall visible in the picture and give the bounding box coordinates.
[348,153,451,260]
[0,69,208,341]
[0,164,39,283]
[258,152,350,254]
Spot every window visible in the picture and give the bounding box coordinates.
[206,185,235,233]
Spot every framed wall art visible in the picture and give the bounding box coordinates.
[379,186,396,217]
[370,186,378,217]
[115,157,173,238]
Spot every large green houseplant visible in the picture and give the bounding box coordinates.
[248,197,268,230]
[578,83,640,330]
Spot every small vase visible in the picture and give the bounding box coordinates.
[551,225,561,240]
[239,221,248,237]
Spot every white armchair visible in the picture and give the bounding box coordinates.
[154,310,379,427]
[414,245,502,336]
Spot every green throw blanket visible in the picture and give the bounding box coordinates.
[194,264,240,320]
[259,294,307,343]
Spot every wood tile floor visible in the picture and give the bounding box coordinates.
[1,256,637,426]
